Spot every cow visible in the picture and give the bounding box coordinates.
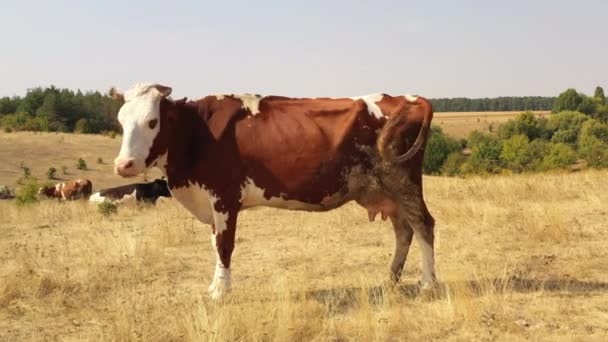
[38,179,93,200]
[111,83,435,300]
[89,178,171,204]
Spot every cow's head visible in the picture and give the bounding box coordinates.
[38,185,56,198]
[113,83,172,177]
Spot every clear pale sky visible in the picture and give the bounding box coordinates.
[1,0,606,99]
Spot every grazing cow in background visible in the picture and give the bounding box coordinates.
[89,178,171,204]
[111,83,435,299]
[39,179,93,200]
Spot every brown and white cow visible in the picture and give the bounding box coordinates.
[39,179,93,200]
[112,83,435,299]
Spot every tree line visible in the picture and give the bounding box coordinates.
[0,85,605,134]
[0,86,121,134]
[430,96,556,112]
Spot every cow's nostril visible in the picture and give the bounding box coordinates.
[124,160,134,169]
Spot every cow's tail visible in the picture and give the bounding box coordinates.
[377,96,433,164]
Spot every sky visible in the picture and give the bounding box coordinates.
[1,0,606,99]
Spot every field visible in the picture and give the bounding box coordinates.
[433,111,550,139]
[1,132,608,341]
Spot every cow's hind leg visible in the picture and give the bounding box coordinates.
[389,216,414,283]
[400,195,437,289]
[208,210,238,300]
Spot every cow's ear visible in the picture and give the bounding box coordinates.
[152,84,172,98]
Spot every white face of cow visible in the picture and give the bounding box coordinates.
[114,83,172,177]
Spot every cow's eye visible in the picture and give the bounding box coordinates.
[148,119,158,129]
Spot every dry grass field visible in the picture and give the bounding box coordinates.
[434,111,550,139]
[1,131,608,341]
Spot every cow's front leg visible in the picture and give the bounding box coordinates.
[208,209,238,300]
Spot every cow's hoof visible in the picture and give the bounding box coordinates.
[208,281,230,300]
[417,280,442,300]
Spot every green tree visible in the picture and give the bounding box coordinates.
[577,96,597,115]
[543,143,576,168]
[548,111,590,145]
[500,134,531,172]
[594,86,606,105]
[463,133,503,173]
[423,127,461,174]
[553,89,583,113]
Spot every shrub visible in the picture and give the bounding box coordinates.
[577,120,608,167]
[46,167,57,179]
[97,201,118,217]
[61,165,68,174]
[548,111,590,145]
[3,126,11,133]
[74,118,90,134]
[497,111,550,140]
[463,133,503,174]
[16,178,42,205]
[441,151,467,176]
[543,143,576,168]
[525,140,550,171]
[423,127,461,174]
[97,157,103,164]
[22,165,31,178]
[76,158,87,170]
[500,134,531,172]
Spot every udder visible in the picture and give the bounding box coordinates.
[357,192,399,222]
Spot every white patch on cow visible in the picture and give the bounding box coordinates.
[350,94,385,119]
[88,192,105,203]
[115,83,164,175]
[170,181,228,232]
[233,94,262,115]
[405,94,419,102]
[415,234,436,287]
[207,233,232,300]
[119,189,138,205]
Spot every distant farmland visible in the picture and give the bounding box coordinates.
[434,111,550,139]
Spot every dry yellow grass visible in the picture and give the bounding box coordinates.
[1,166,607,340]
[434,111,550,139]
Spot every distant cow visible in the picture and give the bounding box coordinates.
[89,178,171,204]
[111,83,435,300]
[39,179,93,200]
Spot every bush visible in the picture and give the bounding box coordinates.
[423,127,461,174]
[543,143,576,168]
[548,111,590,145]
[3,126,11,133]
[441,151,467,176]
[497,111,551,140]
[577,120,608,167]
[22,165,31,178]
[525,140,550,171]
[74,118,90,134]
[500,134,531,172]
[16,178,42,205]
[97,157,103,164]
[76,158,87,170]
[97,201,117,217]
[462,132,503,174]
[61,165,68,174]
[46,167,57,179]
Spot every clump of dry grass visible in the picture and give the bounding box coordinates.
[1,170,608,341]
